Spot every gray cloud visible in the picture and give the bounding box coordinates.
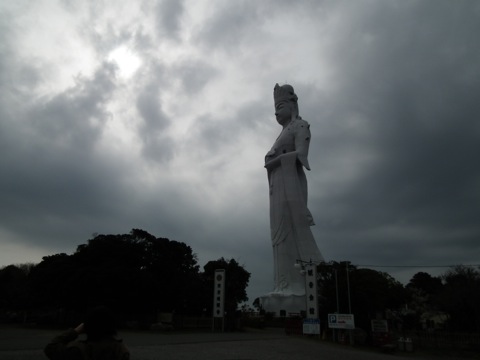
[0,61,124,246]
[194,1,263,50]
[173,60,218,95]
[135,65,176,163]
[300,1,480,283]
[155,0,185,40]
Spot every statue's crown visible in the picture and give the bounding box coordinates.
[274,83,298,105]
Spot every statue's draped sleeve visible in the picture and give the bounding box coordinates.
[294,119,311,171]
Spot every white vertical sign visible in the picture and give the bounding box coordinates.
[305,263,318,319]
[213,269,225,318]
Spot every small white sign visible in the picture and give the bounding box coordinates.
[371,319,388,333]
[303,318,320,335]
[328,314,355,329]
[213,269,225,318]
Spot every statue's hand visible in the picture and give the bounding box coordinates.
[264,157,279,170]
[265,152,297,170]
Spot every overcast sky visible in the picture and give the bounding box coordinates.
[1,0,479,304]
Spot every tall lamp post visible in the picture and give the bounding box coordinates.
[296,260,354,342]
[343,261,352,314]
[334,267,340,313]
[341,261,354,345]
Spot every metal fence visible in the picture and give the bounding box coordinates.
[411,331,480,351]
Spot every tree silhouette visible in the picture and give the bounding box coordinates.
[439,265,480,332]
[202,258,250,318]
[407,272,443,297]
[317,262,406,332]
[25,229,205,324]
[0,264,31,319]
[29,253,76,309]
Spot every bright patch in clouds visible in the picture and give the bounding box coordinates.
[108,46,142,78]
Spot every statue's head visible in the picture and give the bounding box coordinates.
[273,83,299,126]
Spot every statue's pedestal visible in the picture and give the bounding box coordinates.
[259,293,306,317]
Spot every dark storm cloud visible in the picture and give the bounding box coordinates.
[187,99,268,165]
[173,60,218,95]
[194,1,262,50]
[0,62,123,248]
[137,82,169,131]
[136,58,218,163]
[155,0,184,39]
[136,68,175,163]
[32,63,116,147]
[302,1,480,275]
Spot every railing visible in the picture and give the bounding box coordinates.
[175,317,212,329]
[411,331,480,350]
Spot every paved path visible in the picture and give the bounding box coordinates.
[0,325,436,360]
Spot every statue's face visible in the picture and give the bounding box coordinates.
[275,101,292,126]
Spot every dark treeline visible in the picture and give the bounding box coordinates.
[312,262,480,333]
[0,229,250,328]
[1,229,479,335]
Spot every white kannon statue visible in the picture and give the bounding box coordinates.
[264,84,324,298]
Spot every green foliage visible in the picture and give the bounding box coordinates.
[438,266,480,332]
[29,253,77,309]
[407,272,443,296]
[317,262,406,331]
[0,229,252,326]
[24,229,207,322]
[404,267,480,332]
[6,230,478,333]
[404,271,444,328]
[0,264,30,311]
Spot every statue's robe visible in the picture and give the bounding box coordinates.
[265,118,324,295]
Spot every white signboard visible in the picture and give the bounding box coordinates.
[328,314,355,329]
[371,319,388,333]
[303,318,320,335]
[304,264,318,319]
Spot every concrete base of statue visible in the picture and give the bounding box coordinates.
[258,292,306,317]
